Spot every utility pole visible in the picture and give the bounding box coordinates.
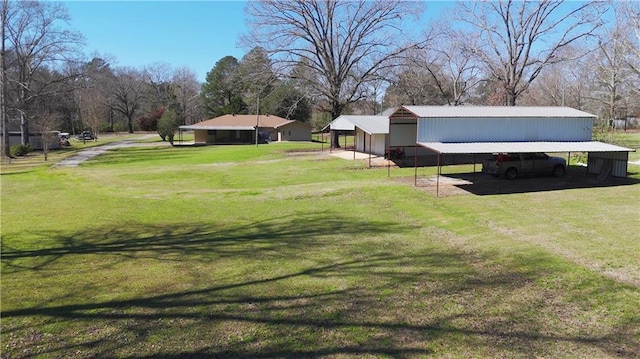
[1,0,9,158]
[255,96,260,147]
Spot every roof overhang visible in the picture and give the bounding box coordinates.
[180,125,256,131]
[418,141,635,154]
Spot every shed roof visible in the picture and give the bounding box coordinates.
[400,106,596,119]
[346,116,389,135]
[322,116,355,131]
[418,141,635,154]
[323,115,388,132]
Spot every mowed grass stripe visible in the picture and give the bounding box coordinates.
[1,138,639,358]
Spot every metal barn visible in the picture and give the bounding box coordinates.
[389,105,634,182]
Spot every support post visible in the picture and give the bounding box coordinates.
[354,130,357,159]
[437,153,441,198]
[368,134,372,167]
[414,145,418,187]
[387,143,390,177]
[473,154,476,182]
[255,97,260,147]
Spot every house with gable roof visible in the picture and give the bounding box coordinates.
[180,114,311,145]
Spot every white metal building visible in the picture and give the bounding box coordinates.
[391,105,634,178]
[348,116,389,156]
[323,115,389,155]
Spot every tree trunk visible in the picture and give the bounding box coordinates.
[127,116,134,133]
[330,102,343,148]
[20,111,29,145]
[332,131,341,148]
[506,88,517,106]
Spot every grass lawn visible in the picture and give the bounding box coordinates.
[1,133,639,358]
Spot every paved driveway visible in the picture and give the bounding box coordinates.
[54,135,168,168]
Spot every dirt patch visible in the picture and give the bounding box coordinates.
[399,170,640,197]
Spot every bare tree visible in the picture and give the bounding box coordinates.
[408,25,484,106]
[143,61,174,109]
[243,0,424,146]
[620,2,639,104]
[383,66,446,107]
[453,0,606,106]
[172,66,201,125]
[74,56,114,139]
[110,67,145,133]
[623,2,639,77]
[2,0,84,144]
[31,111,59,161]
[579,3,640,127]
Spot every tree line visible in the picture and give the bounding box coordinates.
[2,0,639,158]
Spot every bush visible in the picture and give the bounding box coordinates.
[157,108,181,145]
[10,144,31,157]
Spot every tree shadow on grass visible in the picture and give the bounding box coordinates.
[4,256,639,357]
[1,211,410,273]
[2,213,638,358]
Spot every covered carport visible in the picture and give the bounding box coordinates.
[322,115,355,151]
[416,141,635,197]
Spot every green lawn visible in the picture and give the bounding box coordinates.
[1,134,639,358]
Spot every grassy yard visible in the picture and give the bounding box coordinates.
[1,133,639,358]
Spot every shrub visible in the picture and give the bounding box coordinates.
[10,144,31,157]
[157,108,181,145]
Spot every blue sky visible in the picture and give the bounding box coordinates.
[64,1,249,82]
[63,1,453,83]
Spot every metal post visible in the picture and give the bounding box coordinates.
[414,146,418,187]
[437,153,441,197]
[368,133,372,168]
[255,97,260,147]
[354,130,357,159]
[473,154,476,182]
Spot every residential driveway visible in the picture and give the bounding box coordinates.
[54,134,168,168]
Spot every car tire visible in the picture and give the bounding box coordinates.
[553,165,565,177]
[505,168,517,180]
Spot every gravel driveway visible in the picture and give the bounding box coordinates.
[54,135,168,168]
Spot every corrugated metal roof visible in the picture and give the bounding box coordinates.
[323,115,389,132]
[322,116,355,131]
[403,106,597,118]
[342,116,389,134]
[418,141,635,154]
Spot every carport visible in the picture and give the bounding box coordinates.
[322,115,355,151]
[416,141,635,197]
